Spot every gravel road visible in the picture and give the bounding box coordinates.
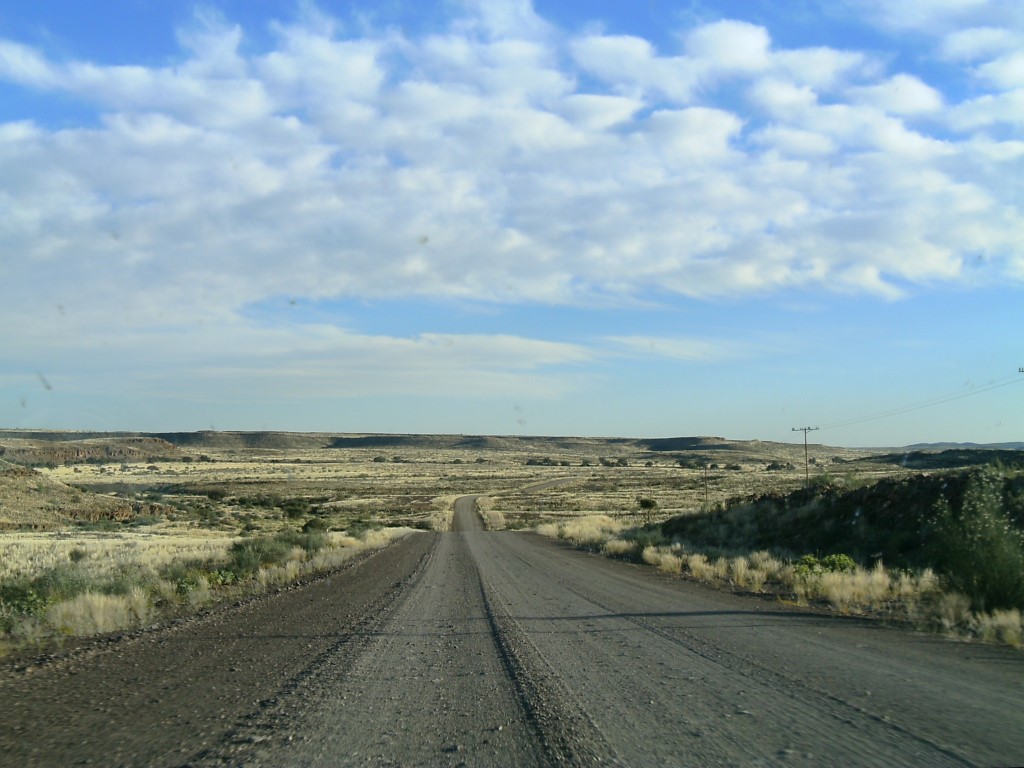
[2,498,1023,767]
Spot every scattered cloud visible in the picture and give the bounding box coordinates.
[847,0,995,32]
[847,74,944,114]
[0,1,1021,420]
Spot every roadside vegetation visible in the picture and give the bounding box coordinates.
[5,433,1022,654]
[537,464,1024,649]
[0,524,410,652]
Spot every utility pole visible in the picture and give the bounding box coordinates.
[703,463,710,511]
[792,426,819,487]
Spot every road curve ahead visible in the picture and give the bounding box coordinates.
[2,498,1023,767]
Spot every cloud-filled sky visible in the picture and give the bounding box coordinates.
[1,0,1021,446]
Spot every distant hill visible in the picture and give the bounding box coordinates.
[902,442,1024,451]
[5,430,1008,468]
[0,436,181,466]
[867,448,1024,470]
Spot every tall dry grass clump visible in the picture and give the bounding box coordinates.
[537,515,626,549]
[476,497,507,530]
[46,590,151,636]
[976,609,1023,648]
[641,546,683,574]
[603,538,637,558]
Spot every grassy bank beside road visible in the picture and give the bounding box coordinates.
[538,464,1024,648]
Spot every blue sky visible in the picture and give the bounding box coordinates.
[1,0,1021,446]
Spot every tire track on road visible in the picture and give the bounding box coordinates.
[494,540,972,766]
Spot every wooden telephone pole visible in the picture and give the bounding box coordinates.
[792,426,819,487]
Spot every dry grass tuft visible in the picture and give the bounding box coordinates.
[537,515,625,547]
[976,609,1023,648]
[46,591,151,636]
[476,497,506,530]
[641,546,683,573]
[603,538,637,558]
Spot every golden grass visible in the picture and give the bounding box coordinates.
[534,519,1024,648]
[976,610,1023,648]
[1,527,414,642]
[46,590,152,636]
[476,496,506,530]
[0,531,236,582]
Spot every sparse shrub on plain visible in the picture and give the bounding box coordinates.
[302,517,328,533]
[275,529,328,554]
[229,536,293,576]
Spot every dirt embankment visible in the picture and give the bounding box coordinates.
[0,462,137,529]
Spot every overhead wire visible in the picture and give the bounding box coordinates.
[818,373,1024,432]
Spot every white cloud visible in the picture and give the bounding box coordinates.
[0,40,59,87]
[949,88,1024,128]
[976,51,1024,88]
[0,0,1021,362]
[941,26,1017,60]
[772,47,872,90]
[684,20,772,76]
[848,0,992,31]
[752,126,836,156]
[560,94,643,130]
[847,74,944,114]
[453,0,552,41]
[645,108,744,165]
[569,34,699,102]
[748,78,818,115]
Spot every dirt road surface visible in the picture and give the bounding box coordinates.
[2,498,1023,766]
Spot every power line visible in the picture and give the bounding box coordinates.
[818,373,1024,432]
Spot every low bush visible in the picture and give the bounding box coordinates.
[229,536,293,576]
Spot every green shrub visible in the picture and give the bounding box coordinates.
[793,554,822,579]
[934,468,1024,611]
[0,581,48,616]
[625,527,666,550]
[159,561,210,596]
[275,530,328,554]
[302,517,328,533]
[32,564,94,603]
[206,569,237,587]
[229,536,293,575]
[281,498,310,519]
[821,553,857,573]
[106,563,161,596]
